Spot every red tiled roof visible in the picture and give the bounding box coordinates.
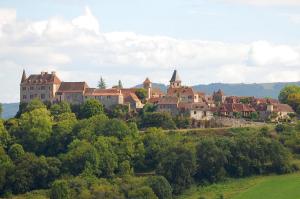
[157,96,179,105]
[22,72,61,85]
[124,93,141,103]
[86,88,122,96]
[57,82,89,93]
[152,88,165,95]
[178,102,210,111]
[220,103,256,113]
[148,97,160,104]
[273,104,294,113]
[167,87,195,96]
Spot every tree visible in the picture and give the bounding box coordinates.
[195,138,228,182]
[98,77,106,89]
[279,85,300,104]
[0,146,13,192]
[50,101,71,119]
[80,99,104,119]
[50,180,70,199]
[128,186,158,199]
[287,93,300,114]
[135,88,147,102]
[157,147,196,194]
[18,108,52,153]
[0,120,11,149]
[141,112,176,130]
[8,144,25,161]
[118,80,123,89]
[61,139,99,176]
[24,99,46,113]
[147,176,172,199]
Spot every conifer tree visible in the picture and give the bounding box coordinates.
[98,77,106,89]
[118,80,123,89]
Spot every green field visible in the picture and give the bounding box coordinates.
[178,172,300,199]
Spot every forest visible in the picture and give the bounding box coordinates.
[0,85,300,198]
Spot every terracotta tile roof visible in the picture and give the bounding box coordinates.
[121,88,138,94]
[273,104,294,113]
[86,88,122,96]
[57,82,89,93]
[220,103,256,113]
[22,72,61,85]
[178,102,210,111]
[148,97,160,104]
[167,87,195,96]
[152,88,165,96]
[225,96,240,104]
[124,93,141,103]
[157,96,179,105]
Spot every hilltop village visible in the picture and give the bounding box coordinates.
[20,70,295,125]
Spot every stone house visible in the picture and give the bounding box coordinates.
[20,70,61,103]
[219,103,256,118]
[178,102,214,121]
[256,103,295,121]
[157,96,179,116]
[55,82,89,104]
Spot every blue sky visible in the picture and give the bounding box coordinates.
[0,0,300,102]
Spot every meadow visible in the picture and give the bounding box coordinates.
[179,172,300,199]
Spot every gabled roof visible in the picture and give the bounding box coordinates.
[86,88,122,96]
[157,96,179,105]
[220,103,256,113]
[21,72,61,85]
[57,82,89,93]
[124,92,141,103]
[170,70,181,82]
[273,104,294,113]
[167,87,195,96]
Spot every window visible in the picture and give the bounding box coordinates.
[30,95,34,99]
[41,86,45,90]
[194,111,197,115]
[30,86,34,90]
[22,87,26,91]
[23,95,27,99]
[41,94,45,99]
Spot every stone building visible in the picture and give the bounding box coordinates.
[55,82,89,104]
[20,70,61,103]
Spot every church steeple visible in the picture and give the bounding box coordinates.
[21,69,27,83]
[170,70,181,88]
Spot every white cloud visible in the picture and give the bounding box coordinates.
[282,13,300,24]
[221,0,300,6]
[0,6,300,102]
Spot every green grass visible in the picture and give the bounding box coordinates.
[178,172,300,199]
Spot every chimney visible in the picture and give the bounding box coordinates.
[51,71,56,75]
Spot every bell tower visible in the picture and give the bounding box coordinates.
[143,77,152,100]
[170,70,181,88]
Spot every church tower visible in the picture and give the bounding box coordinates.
[170,70,181,88]
[21,69,27,83]
[143,77,152,100]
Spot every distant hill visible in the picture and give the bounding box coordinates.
[136,81,300,99]
[1,103,19,119]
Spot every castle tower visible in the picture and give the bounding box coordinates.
[170,70,181,88]
[143,77,152,100]
[21,69,27,83]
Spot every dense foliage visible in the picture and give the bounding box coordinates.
[0,99,298,198]
[279,85,300,114]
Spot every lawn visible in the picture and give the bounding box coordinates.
[178,172,300,199]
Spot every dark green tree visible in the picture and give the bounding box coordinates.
[80,99,104,119]
[147,176,173,199]
[141,112,176,130]
[157,147,196,194]
[50,101,71,119]
[8,144,25,161]
[118,80,123,89]
[135,88,147,102]
[50,180,70,199]
[128,186,158,199]
[98,77,106,89]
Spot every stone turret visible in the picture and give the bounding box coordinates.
[143,77,152,100]
[21,69,27,83]
[170,70,181,88]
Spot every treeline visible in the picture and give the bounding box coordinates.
[0,99,297,198]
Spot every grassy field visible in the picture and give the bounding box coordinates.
[178,172,300,199]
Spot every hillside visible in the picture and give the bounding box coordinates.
[1,103,19,119]
[137,81,300,99]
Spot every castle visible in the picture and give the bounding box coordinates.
[20,69,295,122]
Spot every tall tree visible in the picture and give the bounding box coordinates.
[279,85,300,104]
[98,77,106,89]
[79,99,104,119]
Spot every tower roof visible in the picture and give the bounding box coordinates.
[21,69,27,83]
[143,77,151,84]
[170,70,181,82]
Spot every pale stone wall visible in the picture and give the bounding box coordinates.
[20,83,60,103]
[86,95,124,109]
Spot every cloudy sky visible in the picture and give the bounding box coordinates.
[0,0,300,102]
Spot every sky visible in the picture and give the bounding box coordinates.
[0,0,300,102]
